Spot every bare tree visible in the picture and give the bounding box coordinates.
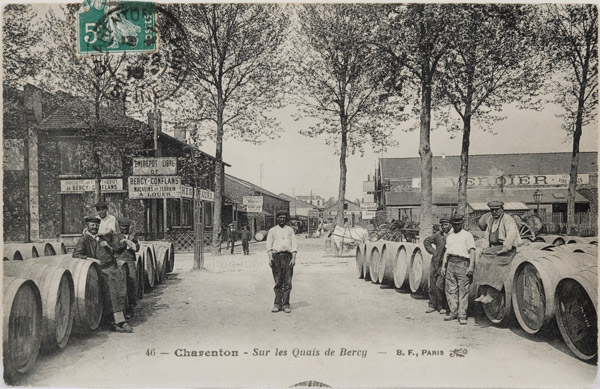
[435,4,544,215]
[543,4,598,234]
[180,4,290,258]
[293,4,402,227]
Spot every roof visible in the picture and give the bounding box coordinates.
[380,152,598,179]
[385,188,589,206]
[224,174,289,202]
[278,193,316,209]
[39,99,146,130]
[158,133,228,166]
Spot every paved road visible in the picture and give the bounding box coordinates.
[12,236,597,388]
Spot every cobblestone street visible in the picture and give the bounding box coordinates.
[10,236,597,388]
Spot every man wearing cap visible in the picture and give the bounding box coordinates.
[241,224,251,255]
[114,218,140,319]
[228,223,237,255]
[441,215,476,325]
[266,210,297,313]
[475,201,522,304]
[95,200,118,237]
[73,215,133,333]
[423,216,451,314]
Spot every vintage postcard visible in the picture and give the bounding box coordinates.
[2,1,598,388]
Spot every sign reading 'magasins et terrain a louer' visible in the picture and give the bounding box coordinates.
[128,175,181,198]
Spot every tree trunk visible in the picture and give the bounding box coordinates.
[566,78,587,235]
[418,74,434,240]
[93,149,102,203]
[337,117,348,227]
[212,92,225,256]
[457,114,472,216]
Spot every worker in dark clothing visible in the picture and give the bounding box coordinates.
[241,224,251,255]
[114,218,140,319]
[423,216,451,314]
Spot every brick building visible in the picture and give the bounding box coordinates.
[3,84,219,250]
[223,174,290,236]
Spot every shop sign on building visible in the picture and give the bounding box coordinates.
[128,176,181,199]
[243,196,263,213]
[409,174,590,190]
[362,210,376,219]
[360,202,377,211]
[181,185,194,199]
[132,157,177,176]
[308,209,320,218]
[363,193,374,203]
[196,188,215,202]
[363,180,375,192]
[61,178,124,193]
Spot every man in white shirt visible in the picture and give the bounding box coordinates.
[266,210,297,313]
[475,201,521,304]
[95,200,118,237]
[441,215,476,325]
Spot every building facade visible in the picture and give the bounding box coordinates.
[373,152,598,232]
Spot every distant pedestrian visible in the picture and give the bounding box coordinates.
[228,223,237,254]
[266,210,297,313]
[441,215,475,325]
[241,225,251,255]
[423,216,451,315]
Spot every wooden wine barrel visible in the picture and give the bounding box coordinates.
[362,242,375,281]
[369,246,382,284]
[520,242,556,251]
[33,243,56,257]
[584,237,598,245]
[555,264,598,361]
[153,245,169,285]
[138,245,155,289]
[3,277,43,377]
[53,241,68,255]
[393,243,416,289]
[379,242,401,286]
[145,241,175,278]
[511,251,591,334]
[3,261,74,350]
[30,255,103,332]
[255,230,268,242]
[533,235,566,246]
[4,244,40,261]
[355,244,365,279]
[565,236,597,245]
[548,244,598,255]
[408,245,432,295]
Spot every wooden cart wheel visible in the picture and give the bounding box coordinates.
[517,222,535,240]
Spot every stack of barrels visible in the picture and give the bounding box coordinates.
[355,238,598,361]
[2,240,175,380]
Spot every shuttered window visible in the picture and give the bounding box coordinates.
[62,194,84,234]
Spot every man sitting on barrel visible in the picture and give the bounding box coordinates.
[113,218,140,319]
[475,201,522,304]
[73,215,133,333]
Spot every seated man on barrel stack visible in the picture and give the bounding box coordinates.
[475,201,522,304]
[73,215,133,333]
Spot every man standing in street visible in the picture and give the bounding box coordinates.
[73,215,133,333]
[441,215,476,325]
[95,200,118,237]
[228,223,237,255]
[423,216,451,315]
[114,218,140,319]
[266,210,297,313]
[475,201,522,304]
[241,224,251,255]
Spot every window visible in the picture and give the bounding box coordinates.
[59,140,82,176]
[167,199,181,228]
[204,202,213,227]
[343,203,348,210]
[182,199,193,228]
[62,194,84,234]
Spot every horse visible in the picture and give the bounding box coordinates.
[328,225,369,256]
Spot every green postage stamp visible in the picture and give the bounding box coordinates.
[77,0,157,55]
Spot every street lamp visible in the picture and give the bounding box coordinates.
[533,189,543,215]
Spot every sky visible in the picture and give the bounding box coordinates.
[193,102,599,202]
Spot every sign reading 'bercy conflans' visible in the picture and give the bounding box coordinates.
[128,176,181,198]
[133,157,178,176]
[243,196,263,212]
[61,178,123,193]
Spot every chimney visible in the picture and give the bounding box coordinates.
[24,84,43,124]
[174,124,187,143]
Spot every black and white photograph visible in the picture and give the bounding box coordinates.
[1,1,598,387]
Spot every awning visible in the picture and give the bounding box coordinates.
[469,202,530,212]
